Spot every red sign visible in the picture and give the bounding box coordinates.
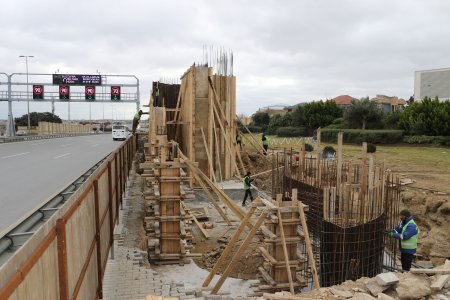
[33,85,44,99]
[85,85,95,100]
[59,85,70,100]
[111,86,121,100]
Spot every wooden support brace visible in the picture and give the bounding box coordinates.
[210,208,268,294]
[277,208,295,294]
[203,198,261,288]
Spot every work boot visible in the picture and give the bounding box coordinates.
[242,201,246,207]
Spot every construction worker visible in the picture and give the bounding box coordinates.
[132,110,143,134]
[242,171,254,206]
[262,133,269,155]
[236,133,242,150]
[386,209,420,271]
[154,85,160,107]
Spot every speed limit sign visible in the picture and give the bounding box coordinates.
[33,85,44,100]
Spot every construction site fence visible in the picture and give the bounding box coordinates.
[17,122,90,135]
[0,135,136,300]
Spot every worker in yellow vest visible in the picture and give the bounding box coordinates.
[262,133,269,155]
[242,171,254,206]
[386,209,420,271]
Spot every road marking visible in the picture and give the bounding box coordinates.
[2,152,30,159]
[54,153,71,159]
[30,142,45,146]
[61,143,72,147]
[91,144,100,147]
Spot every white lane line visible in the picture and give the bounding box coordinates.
[2,152,30,159]
[54,153,71,159]
[30,142,46,146]
[61,143,72,147]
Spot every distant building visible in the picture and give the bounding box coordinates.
[332,95,355,107]
[414,67,450,101]
[371,95,406,114]
[258,105,290,117]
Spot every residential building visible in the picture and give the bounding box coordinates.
[371,95,406,114]
[414,67,450,101]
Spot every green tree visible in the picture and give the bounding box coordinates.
[15,112,62,127]
[291,101,342,133]
[344,99,383,129]
[251,111,270,126]
[266,113,292,134]
[383,110,403,129]
[398,96,450,135]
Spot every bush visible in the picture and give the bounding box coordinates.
[246,124,264,133]
[403,135,450,146]
[367,143,377,153]
[322,146,336,158]
[276,126,306,137]
[321,129,404,144]
[305,143,314,152]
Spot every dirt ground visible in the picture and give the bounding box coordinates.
[187,193,265,280]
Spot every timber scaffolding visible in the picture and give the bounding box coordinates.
[271,130,401,287]
[151,63,244,186]
[141,62,316,295]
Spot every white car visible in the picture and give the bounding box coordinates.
[16,130,27,136]
[112,125,127,141]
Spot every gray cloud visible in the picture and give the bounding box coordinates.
[1,0,450,120]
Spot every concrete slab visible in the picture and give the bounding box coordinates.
[375,272,399,286]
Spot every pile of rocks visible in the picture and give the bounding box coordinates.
[297,267,450,300]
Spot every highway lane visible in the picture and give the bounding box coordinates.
[0,134,122,238]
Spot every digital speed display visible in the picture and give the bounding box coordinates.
[53,74,102,85]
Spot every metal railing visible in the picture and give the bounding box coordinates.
[0,135,136,299]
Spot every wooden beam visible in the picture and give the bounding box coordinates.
[187,167,232,225]
[182,202,210,239]
[212,102,241,178]
[277,209,294,294]
[201,127,217,184]
[262,293,318,300]
[298,201,320,289]
[211,209,268,294]
[431,275,450,291]
[203,198,261,287]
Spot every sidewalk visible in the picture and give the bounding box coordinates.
[102,163,255,300]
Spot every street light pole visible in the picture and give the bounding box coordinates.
[19,55,34,130]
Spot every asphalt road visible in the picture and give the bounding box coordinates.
[0,134,122,238]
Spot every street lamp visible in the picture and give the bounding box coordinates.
[19,55,34,130]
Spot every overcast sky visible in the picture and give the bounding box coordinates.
[1,0,449,121]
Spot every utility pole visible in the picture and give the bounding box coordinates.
[19,55,34,130]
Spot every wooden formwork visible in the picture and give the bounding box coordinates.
[141,106,195,265]
[255,194,309,295]
[152,65,240,187]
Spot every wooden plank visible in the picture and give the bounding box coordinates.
[212,102,241,178]
[298,201,320,289]
[181,202,209,239]
[277,209,295,294]
[410,269,450,275]
[183,160,232,225]
[258,267,277,286]
[201,127,217,184]
[202,198,261,288]
[262,293,317,300]
[211,209,268,294]
[431,275,450,291]
[258,246,277,265]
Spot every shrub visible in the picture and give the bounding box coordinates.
[322,146,336,158]
[246,124,264,133]
[276,126,306,137]
[367,143,377,153]
[305,143,314,152]
[321,129,404,144]
[403,135,450,146]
